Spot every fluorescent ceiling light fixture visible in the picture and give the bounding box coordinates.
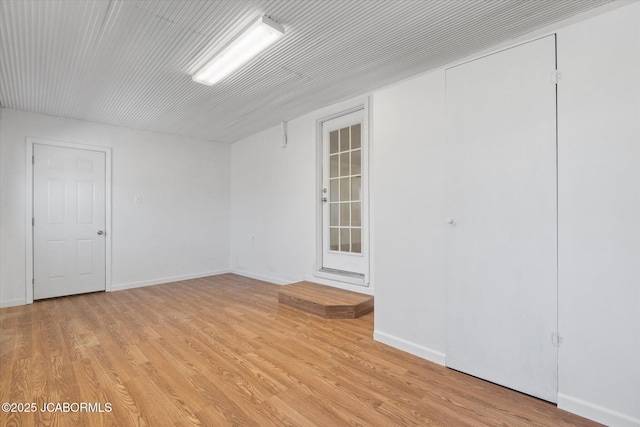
[192,15,284,85]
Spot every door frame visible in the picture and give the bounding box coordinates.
[25,137,112,304]
[314,98,371,286]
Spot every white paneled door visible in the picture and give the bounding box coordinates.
[33,144,106,300]
[445,36,558,402]
[322,109,367,276]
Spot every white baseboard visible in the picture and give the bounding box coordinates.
[374,330,446,366]
[110,269,231,292]
[0,297,27,308]
[230,270,291,285]
[558,393,640,427]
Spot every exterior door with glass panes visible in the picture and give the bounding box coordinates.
[322,109,367,276]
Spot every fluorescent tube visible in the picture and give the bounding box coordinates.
[192,16,284,85]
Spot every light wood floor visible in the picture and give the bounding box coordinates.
[0,274,599,426]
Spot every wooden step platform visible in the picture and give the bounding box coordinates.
[278,281,374,319]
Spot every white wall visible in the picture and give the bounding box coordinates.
[371,69,448,364]
[556,3,640,425]
[230,117,316,285]
[0,108,231,307]
[370,3,639,426]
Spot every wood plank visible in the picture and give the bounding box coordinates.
[0,274,601,427]
[278,281,374,318]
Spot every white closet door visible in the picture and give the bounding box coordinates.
[33,144,106,300]
[445,36,558,402]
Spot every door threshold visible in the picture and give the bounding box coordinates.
[314,269,367,286]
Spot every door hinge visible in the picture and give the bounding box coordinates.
[551,70,562,84]
[551,332,563,347]
[32,155,35,165]
[32,278,35,285]
[32,217,35,227]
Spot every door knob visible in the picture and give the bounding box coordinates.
[97,230,104,235]
[446,218,455,225]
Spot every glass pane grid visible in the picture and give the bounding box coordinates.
[328,123,363,255]
[329,226,363,254]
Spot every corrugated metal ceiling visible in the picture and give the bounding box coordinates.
[0,0,612,143]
